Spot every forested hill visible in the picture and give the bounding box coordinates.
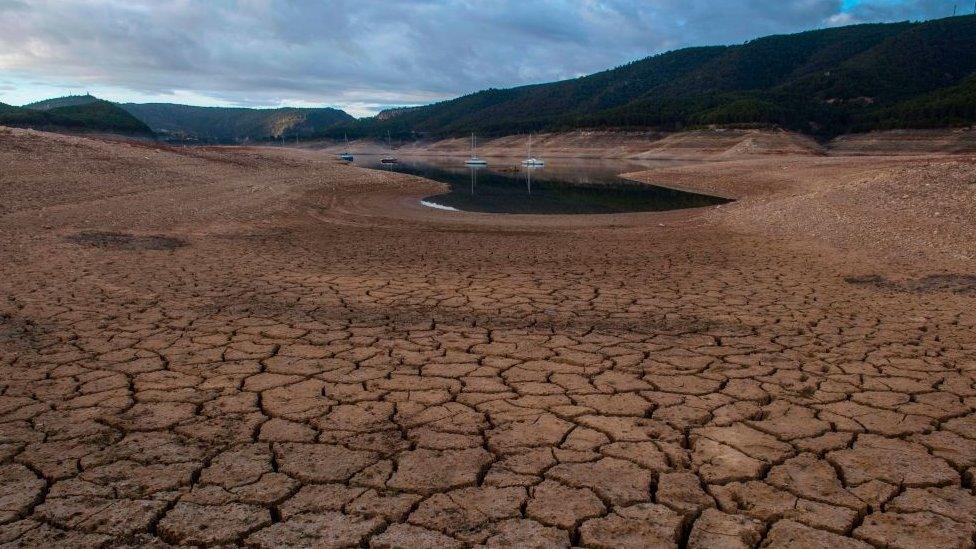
[26,94,106,110]
[2,96,153,135]
[120,103,354,143]
[5,95,354,142]
[343,15,976,139]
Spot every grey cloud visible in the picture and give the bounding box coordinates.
[0,0,960,114]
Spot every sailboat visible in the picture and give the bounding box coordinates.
[339,134,353,162]
[464,133,488,166]
[521,134,545,166]
[381,131,398,164]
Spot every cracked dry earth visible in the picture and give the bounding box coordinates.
[2,129,976,548]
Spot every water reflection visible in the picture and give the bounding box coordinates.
[356,156,730,215]
[464,164,536,196]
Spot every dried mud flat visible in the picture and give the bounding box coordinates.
[1,126,976,548]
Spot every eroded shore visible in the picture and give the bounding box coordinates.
[1,126,976,547]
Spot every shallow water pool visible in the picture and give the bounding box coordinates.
[353,156,730,215]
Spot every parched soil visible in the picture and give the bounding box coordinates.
[65,232,187,251]
[625,154,976,272]
[1,126,976,548]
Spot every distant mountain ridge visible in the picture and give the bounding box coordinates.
[26,94,105,110]
[339,15,976,138]
[3,94,354,142]
[1,96,153,135]
[120,103,354,143]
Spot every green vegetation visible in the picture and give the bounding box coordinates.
[26,94,101,110]
[48,100,154,134]
[855,76,976,131]
[334,15,976,139]
[0,95,355,143]
[0,102,53,126]
[0,97,152,135]
[120,103,354,143]
[3,94,351,142]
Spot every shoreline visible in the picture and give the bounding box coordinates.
[313,127,976,159]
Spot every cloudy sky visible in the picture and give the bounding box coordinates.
[0,0,963,116]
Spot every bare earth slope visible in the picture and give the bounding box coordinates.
[326,129,827,160]
[324,127,976,160]
[625,154,976,271]
[830,128,976,156]
[2,126,976,547]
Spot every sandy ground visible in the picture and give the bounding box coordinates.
[1,125,976,547]
[625,155,976,273]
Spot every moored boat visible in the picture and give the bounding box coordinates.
[521,134,545,166]
[465,133,488,166]
[381,131,398,163]
[339,134,354,161]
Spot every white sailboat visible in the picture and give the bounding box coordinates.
[521,134,545,166]
[339,134,353,162]
[464,133,488,166]
[381,131,398,163]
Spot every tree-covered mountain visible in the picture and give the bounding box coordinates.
[1,96,153,135]
[339,15,976,139]
[120,103,354,143]
[26,94,104,110]
[0,102,49,125]
[4,94,354,142]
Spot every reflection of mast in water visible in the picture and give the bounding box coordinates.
[524,165,541,196]
[469,165,478,195]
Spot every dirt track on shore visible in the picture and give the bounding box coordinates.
[2,126,976,547]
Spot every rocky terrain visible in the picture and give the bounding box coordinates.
[1,126,975,547]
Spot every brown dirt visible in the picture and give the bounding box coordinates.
[624,154,976,272]
[65,232,188,251]
[317,129,826,160]
[1,125,975,547]
[830,127,976,156]
[317,127,976,160]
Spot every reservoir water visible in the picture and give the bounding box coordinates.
[352,156,730,215]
